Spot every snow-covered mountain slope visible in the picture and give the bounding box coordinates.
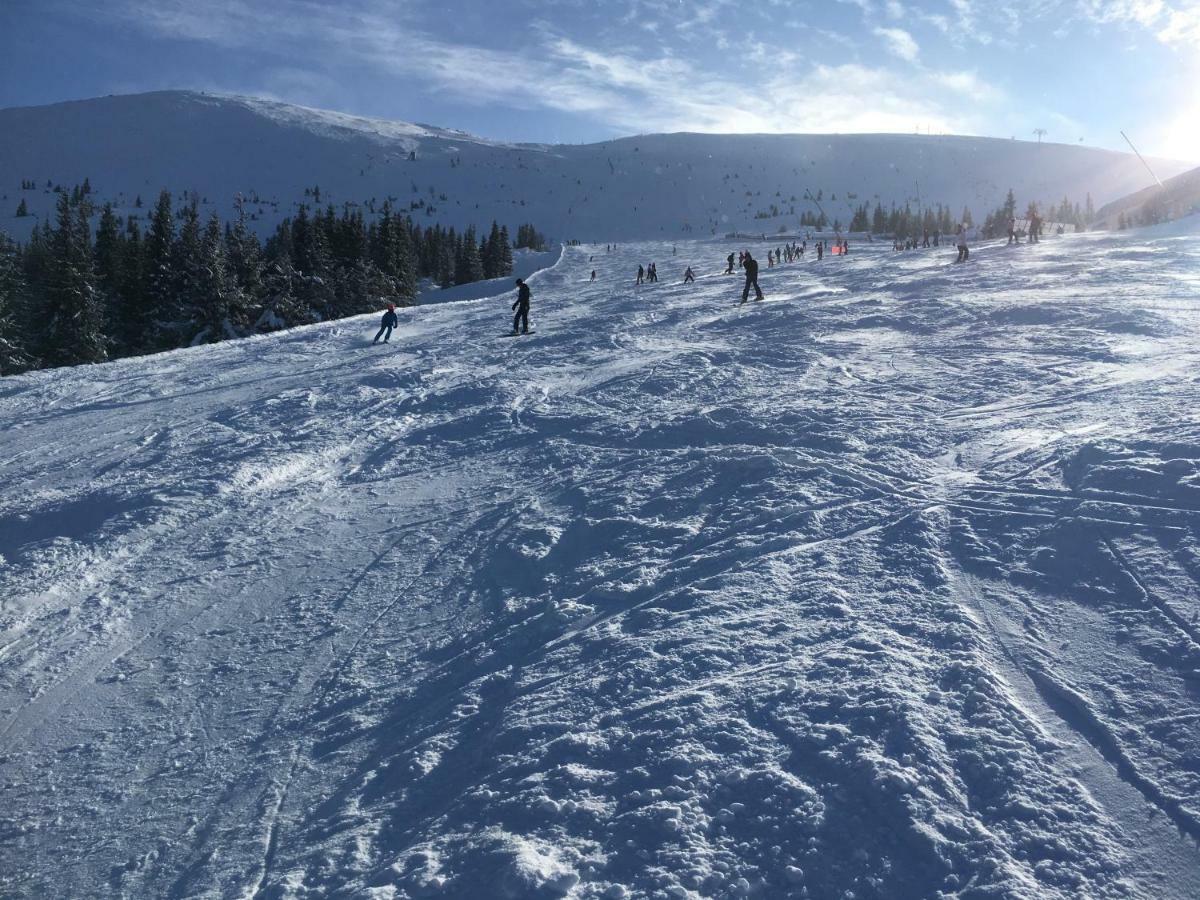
[4,226,1200,897]
[1093,164,1200,230]
[1,90,1193,243]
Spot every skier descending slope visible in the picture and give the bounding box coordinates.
[956,225,970,262]
[725,252,735,274]
[683,266,695,283]
[373,303,398,344]
[510,278,531,335]
[740,250,763,303]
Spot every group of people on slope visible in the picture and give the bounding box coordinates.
[373,226,984,342]
[1006,215,1042,245]
[636,262,659,284]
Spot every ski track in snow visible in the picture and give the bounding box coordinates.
[3,225,1200,898]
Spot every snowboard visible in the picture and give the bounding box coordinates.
[502,331,536,337]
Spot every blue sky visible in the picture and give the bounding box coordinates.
[2,0,1197,159]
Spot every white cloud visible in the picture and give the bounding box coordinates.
[1157,1,1200,45]
[874,26,920,61]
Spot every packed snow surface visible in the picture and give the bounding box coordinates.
[3,222,1200,898]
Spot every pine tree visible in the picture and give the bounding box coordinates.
[291,204,331,278]
[15,199,28,217]
[369,205,417,301]
[497,225,513,275]
[141,190,176,351]
[191,213,241,343]
[111,218,146,356]
[93,203,124,353]
[171,200,204,345]
[0,232,32,374]
[225,200,264,328]
[1001,189,1016,224]
[482,221,503,278]
[258,258,309,330]
[39,193,106,367]
[455,226,483,285]
[437,244,455,288]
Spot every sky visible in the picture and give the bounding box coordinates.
[1,0,1198,161]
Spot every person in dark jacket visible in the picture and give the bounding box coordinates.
[511,278,531,334]
[683,266,695,283]
[374,303,398,343]
[741,251,763,303]
[725,252,736,274]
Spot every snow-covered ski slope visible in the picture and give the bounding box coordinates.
[4,222,1200,899]
[1,90,1194,243]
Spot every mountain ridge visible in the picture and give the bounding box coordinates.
[1,90,1192,241]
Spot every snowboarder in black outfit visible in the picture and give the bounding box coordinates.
[741,251,763,303]
[374,303,398,343]
[725,252,736,274]
[636,265,645,284]
[511,278,531,334]
[683,266,695,283]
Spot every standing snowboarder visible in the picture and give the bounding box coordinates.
[511,278,531,334]
[373,303,398,343]
[741,251,763,303]
[636,264,645,284]
[683,266,695,283]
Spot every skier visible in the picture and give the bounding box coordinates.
[373,303,399,343]
[590,270,596,281]
[767,250,774,267]
[511,278,531,334]
[741,251,763,303]
[1007,217,1017,245]
[684,266,695,283]
[816,242,824,261]
[725,252,736,274]
[637,264,645,284]
[955,225,969,262]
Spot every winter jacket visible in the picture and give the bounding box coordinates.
[513,283,531,309]
[381,310,398,328]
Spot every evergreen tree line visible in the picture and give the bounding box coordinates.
[979,189,1095,239]
[844,202,966,238]
[0,187,537,376]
